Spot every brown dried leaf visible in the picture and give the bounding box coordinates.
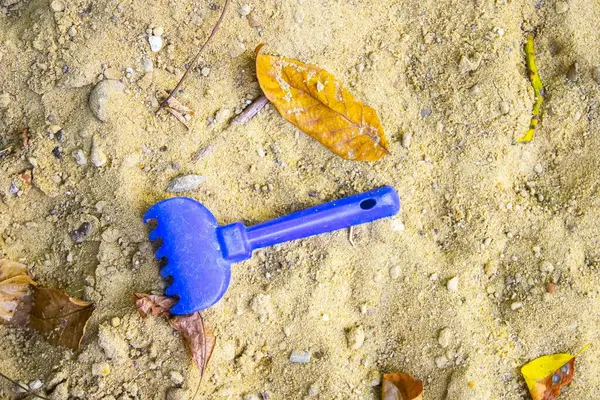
[0,259,36,323]
[256,46,389,161]
[382,372,424,400]
[169,312,216,378]
[134,293,177,318]
[29,287,94,350]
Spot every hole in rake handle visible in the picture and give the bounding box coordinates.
[359,199,377,210]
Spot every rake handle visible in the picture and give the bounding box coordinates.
[218,186,400,262]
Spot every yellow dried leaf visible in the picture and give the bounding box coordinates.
[0,259,36,323]
[521,345,589,400]
[382,372,423,400]
[256,46,389,161]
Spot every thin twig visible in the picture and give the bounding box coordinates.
[0,371,52,400]
[230,95,269,125]
[348,226,355,247]
[156,0,229,114]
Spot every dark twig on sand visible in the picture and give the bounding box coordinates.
[0,371,51,400]
[156,0,229,114]
[230,95,269,125]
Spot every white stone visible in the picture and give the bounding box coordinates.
[215,108,231,124]
[72,149,87,165]
[447,276,459,291]
[346,325,365,350]
[240,5,252,16]
[90,138,107,167]
[50,0,65,12]
[28,380,43,390]
[289,350,311,363]
[438,328,453,348]
[148,35,163,52]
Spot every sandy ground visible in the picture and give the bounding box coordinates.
[1,0,600,399]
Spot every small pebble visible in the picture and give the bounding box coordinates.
[167,175,207,193]
[103,67,121,80]
[566,62,579,83]
[469,84,481,96]
[438,328,453,348]
[70,222,91,243]
[555,0,569,14]
[546,282,558,293]
[510,302,524,311]
[90,138,108,167]
[257,147,266,157]
[50,0,65,12]
[289,350,311,363]
[447,276,459,291]
[169,371,184,386]
[420,108,432,118]
[239,4,252,16]
[346,325,365,350]
[201,67,211,77]
[52,147,63,159]
[28,380,43,390]
[141,57,154,72]
[88,80,125,122]
[435,355,448,369]
[111,317,121,327]
[229,41,246,58]
[152,26,164,36]
[67,25,77,37]
[401,131,412,149]
[499,101,510,115]
[389,265,401,279]
[72,149,87,165]
[215,108,231,124]
[534,163,543,174]
[459,52,482,73]
[148,35,163,52]
[91,362,111,377]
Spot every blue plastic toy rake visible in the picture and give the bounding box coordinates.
[144,185,400,315]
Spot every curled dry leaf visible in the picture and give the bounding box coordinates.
[134,293,216,378]
[0,259,36,323]
[521,345,589,400]
[134,293,177,318]
[29,287,95,350]
[170,312,216,377]
[382,372,424,400]
[256,45,389,161]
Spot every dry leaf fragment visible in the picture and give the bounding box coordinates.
[0,259,36,323]
[134,293,177,318]
[521,345,589,400]
[382,372,424,400]
[170,312,216,378]
[29,287,94,350]
[134,293,216,379]
[256,46,389,161]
